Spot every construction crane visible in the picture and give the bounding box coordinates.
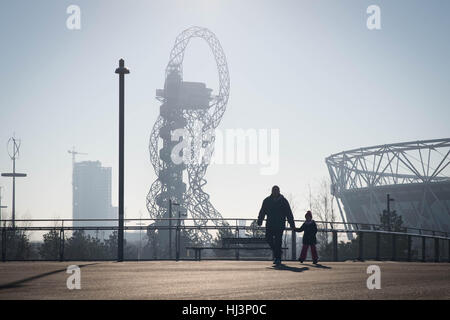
[68,146,88,166]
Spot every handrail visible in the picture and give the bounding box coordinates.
[1,224,449,240]
[0,217,447,235]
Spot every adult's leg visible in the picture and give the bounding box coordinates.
[300,245,309,261]
[273,229,283,261]
[265,228,275,258]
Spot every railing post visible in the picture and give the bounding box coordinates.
[169,201,172,260]
[434,238,439,262]
[358,232,364,261]
[235,220,239,261]
[176,222,180,261]
[59,228,65,261]
[1,228,5,262]
[422,237,426,262]
[407,235,412,262]
[332,230,338,262]
[375,232,380,261]
[448,239,450,263]
[291,228,296,261]
[392,234,397,261]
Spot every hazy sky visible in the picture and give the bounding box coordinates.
[0,0,449,223]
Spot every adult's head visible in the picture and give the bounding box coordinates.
[271,185,280,197]
[305,210,312,221]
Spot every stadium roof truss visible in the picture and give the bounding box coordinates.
[326,138,450,231]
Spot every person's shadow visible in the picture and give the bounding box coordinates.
[0,263,99,290]
[302,263,332,269]
[267,264,309,273]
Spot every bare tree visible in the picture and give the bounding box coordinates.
[310,178,337,225]
[285,193,297,216]
[307,178,339,257]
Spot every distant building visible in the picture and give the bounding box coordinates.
[73,161,115,238]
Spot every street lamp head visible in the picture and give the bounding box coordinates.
[115,58,130,75]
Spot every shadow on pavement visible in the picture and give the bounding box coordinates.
[302,263,332,269]
[267,264,309,273]
[0,263,100,290]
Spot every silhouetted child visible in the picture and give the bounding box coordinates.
[296,211,318,264]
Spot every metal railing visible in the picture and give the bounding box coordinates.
[1,218,449,262]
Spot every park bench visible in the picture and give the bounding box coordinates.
[186,237,288,261]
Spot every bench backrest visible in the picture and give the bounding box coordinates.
[222,237,267,245]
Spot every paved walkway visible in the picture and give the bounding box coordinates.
[0,261,448,299]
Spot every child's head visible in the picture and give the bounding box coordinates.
[305,211,312,221]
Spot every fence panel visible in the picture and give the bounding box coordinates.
[1,219,448,262]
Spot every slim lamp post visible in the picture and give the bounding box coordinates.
[386,194,395,231]
[115,58,129,262]
[169,200,181,260]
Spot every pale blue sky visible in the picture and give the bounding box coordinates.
[0,0,449,221]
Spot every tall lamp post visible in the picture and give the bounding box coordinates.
[1,137,27,228]
[386,194,395,231]
[169,200,187,261]
[115,59,130,262]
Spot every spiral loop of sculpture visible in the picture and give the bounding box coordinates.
[146,27,230,243]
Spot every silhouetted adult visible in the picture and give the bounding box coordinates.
[257,185,295,266]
